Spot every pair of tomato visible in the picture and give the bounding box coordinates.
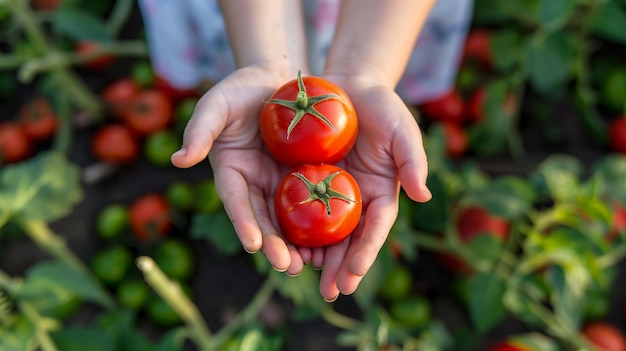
[0,97,58,164]
[260,71,362,247]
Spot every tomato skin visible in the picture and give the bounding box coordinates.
[274,164,362,247]
[101,79,141,118]
[609,118,626,154]
[74,41,115,71]
[260,74,358,167]
[440,122,468,158]
[19,97,57,142]
[129,193,172,241]
[466,87,487,123]
[155,75,199,104]
[30,0,62,11]
[91,124,139,164]
[608,202,626,242]
[463,29,492,68]
[123,90,173,136]
[420,90,465,124]
[0,122,33,164]
[582,321,626,351]
[487,341,533,351]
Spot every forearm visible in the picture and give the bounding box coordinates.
[324,0,437,88]
[217,0,308,75]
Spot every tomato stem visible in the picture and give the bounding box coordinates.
[293,171,355,216]
[266,70,343,138]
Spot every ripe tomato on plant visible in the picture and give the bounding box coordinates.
[609,117,626,154]
[129,193,173,242]
[487,341,534,351]
[440,122,469,158]
[419,90,465,125]
[74,41,115,71]
[0,122,33,164]
[581,321,626,351]
[260,71,358,167]
[30,0,62,11]
[154,74,199,104]
[123,89,173,136]
[462,28,492,69]
[274,164,362,247]
[91,124,139,164]
[18,97,57,142]
[101,78,141,118]
[608,201,626,242]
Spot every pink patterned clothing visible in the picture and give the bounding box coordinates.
[137,0,474,104]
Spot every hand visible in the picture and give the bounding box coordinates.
[171,66,307,275]
[301,73,432,301]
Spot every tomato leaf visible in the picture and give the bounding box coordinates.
[155,328,187,351]
[353,241,394,310]
[0,151,83,222]
[461,176,535,220]
[530,154,584,203]
[490,29,523,72]
[509,332,563,351]
[52,7,112,42]
[51,327,116,351]
[411,173,450,232]
[271,266,327,314]
[545,265,585,330]
[538,0,577,31]
[467,272,507,332]
[19,260,114,310]
[589,1,626,45]
[0,316,36,351]
[189,211,242,256]
[465,234,505,266]
[592,154,626,204]
[525,32,576,94]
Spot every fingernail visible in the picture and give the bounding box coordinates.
[272,266,287,273]
[323,295,339,303]
[312,265,322,271]
[171,147,187,158]
[286,271,300,277]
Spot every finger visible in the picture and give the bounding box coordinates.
[286,245,304,276]
[213,167,263,254]
[297,247,313,265]
[393,113,432,203]
[250,187,291,272]
[319,238,351,302]
[311,248,325,270]
[171,91,228,168]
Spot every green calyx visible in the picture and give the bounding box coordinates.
[267,70,344,139]
[292,171,355,216]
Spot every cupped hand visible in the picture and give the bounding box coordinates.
[170,66,306,275]
[303,73,432,301]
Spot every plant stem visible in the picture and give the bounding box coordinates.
[137,256,213,351]
[210,277,277,349]
[597,242,626,268]
[321,307,361,331]
[105,0,135,37]
[19,302,59,351]
[17,217,117,309]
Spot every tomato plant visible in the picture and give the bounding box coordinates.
[581,321,626,351]
[91,124,139,164]
[274,164,362,247]
[260,71,358,167]
[0,121,33,164]
[74,41,115,71]
[18,97,58,142]
[123,89,173,136]
[419,90,465,124]
[128,193,173,241]
[609,118,626,154]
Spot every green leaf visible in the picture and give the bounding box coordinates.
[467,272,507,332]
[155,328,187,351]
[538,0,577,31]
[411,173,449,232]
[462,176,535,220]
[0,316,36,351]
[472,0,540,25]
[20,260,112,309]
[51,327,116,351]
[490,29,523,72]
[530,154,584,202]
[52,7,112,42]
[525,32,575,94]
[465,234,505,265]
[272,266,326,314]
[589,1,626,45]
[353,241,393,309]
[509,332,563,351]
[0,151,83,222]
[592,154,626,204]
[189,211,242,256]
[546,265,585,330]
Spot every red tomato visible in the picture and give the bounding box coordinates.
[154,75,200,104]
[274,164,362,247]
[74,41,115,71]
[608,202,626,242]
[129,194,173,241]
[123,90,173,136]
[260,71,358,167]
[440,122,468,158]
[101,79,141,119]
[91,124,139,164]
[466,87,487,123]
[463,29,492,68]
[488,341,533,351]
[30,0,62,11]
[19,97,57,142]
[0,122,33,164]
[609,118,626,154]
[420,90,465,125]
[582,321,626,351]
[438,206,510,274]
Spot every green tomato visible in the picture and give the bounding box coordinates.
[389,296,431,328]
[117,279,150,310]
[378,264,413,301]
[153,239,195,281]
[91,246,134,286]
[601,67,626,112]
[194,179,222,213]
[143,130,181,168]
[166,181,195,212]
[174,97,198,132]
[147,296,180,327]
[96,204,129,240]
[131,61,155,89]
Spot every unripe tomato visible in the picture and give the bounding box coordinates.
[260,71,358,167]
[0,122,33,164]
[91,124,139,164]
[274,164,362,247]
[128,193,172,241]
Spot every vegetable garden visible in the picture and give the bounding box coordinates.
[1,0,626,350]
